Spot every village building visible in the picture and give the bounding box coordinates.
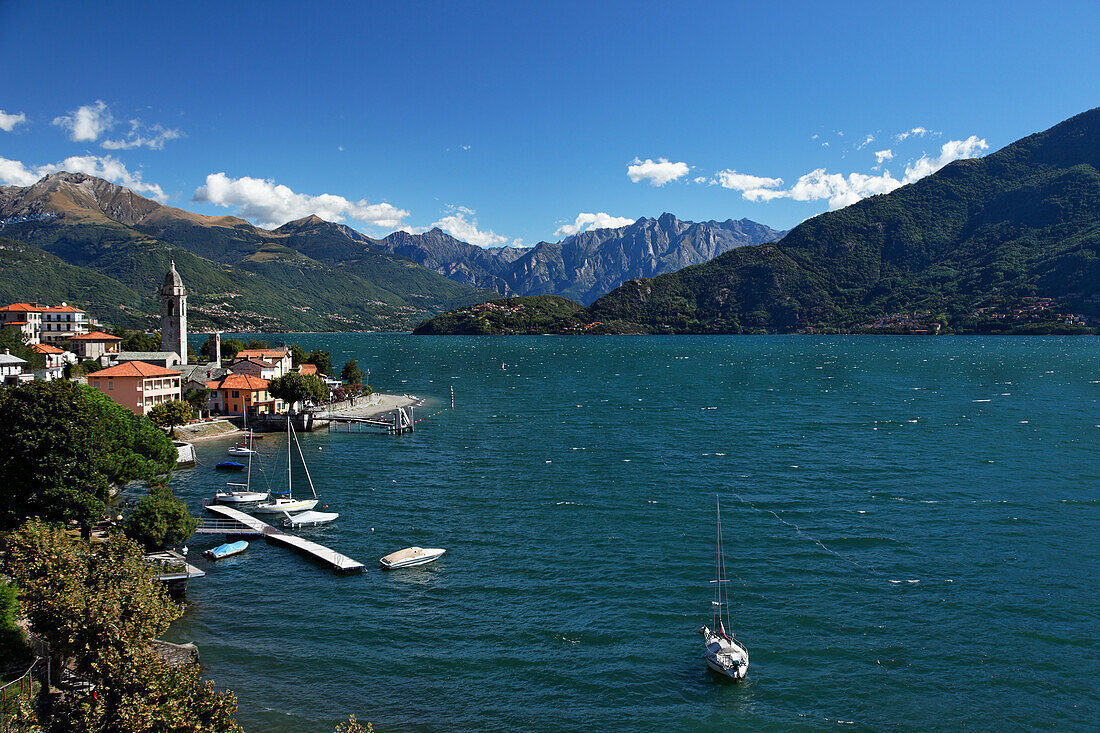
[70,331,123,361]
[0,303,43,344]
[0,350,32,385]
[232,348,292,377]
[179,363,229,395]
[229,357,279,380]
[40,304,90,344]
[28,343,69,381]
[205,373,284,416]
[296,363,319,376]
[87,360,182,415]
[115,351,184,368]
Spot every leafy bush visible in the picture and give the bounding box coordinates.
[125,485,197,550]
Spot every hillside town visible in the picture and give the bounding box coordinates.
[0,261,342,418]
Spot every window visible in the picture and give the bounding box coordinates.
[108,381,114,390]
[92,380,100,388]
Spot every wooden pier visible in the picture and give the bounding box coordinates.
[198,505,364,574]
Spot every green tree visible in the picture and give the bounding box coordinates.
[183,387,211,417]
[243,339,270,350]
[148,400,192,435]
[306,349,334,376]
[81,359,103,373]
[111,328,162,353]
[0,381,177,532]
[0,325,46,371]
[0,578,32,672]
[340,359,364,386]
[3,521,243,733]
[221,339,244,361]
[267,372,329,407]
[289,343,308,367]
[124,486,197,550]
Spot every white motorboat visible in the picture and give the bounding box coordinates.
[379,546,446,569]
[282,510,338,528]
[203,540,248,560]
[252,417,324,515]
[700,495,749,680]
[215,431,269,504]
[227,442,259,457]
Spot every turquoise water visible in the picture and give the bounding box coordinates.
[168,336,1099,732]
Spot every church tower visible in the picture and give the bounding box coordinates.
[159,259,188,363]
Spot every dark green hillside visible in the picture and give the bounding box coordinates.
[0,237,149,327]
[413,295,585,335]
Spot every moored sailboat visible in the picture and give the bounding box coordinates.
[253,417,320,514]
[215,430,269,504]
[700,495,749,680]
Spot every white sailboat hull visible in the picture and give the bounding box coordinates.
[701,626,749,680]
[215,491,268,504]
[253,498,318,513]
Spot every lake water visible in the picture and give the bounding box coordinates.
[168,335,1099,732]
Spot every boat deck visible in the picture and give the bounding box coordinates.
[201,505,364,573]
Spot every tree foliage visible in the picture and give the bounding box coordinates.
[0,381,177,532]
[183,387,211,415]
[306,349,334,376]
[267,372,329,406]
[0,325,46,371]
[125,486,197,550]
[148,400,192,432]
[333,715,373,733]
[289,343,308,367]
[3,521,242,733]
[111,328,161,353]
[340,359,364,386]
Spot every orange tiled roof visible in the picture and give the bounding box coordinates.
[298,363,318,375]
[234,349,289,359]
[92,361,182,378]
[211,373,269,391]
[0,303,41,312]
[43,305,84,313]
[30,343,65,354]
[3,320,28,326]
[70,330,123,341]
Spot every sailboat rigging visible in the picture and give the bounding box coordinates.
[253,417,320,514]
[215,430,268,504]
[699,494,749,680]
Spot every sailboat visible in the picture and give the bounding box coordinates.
[215,430,268,504]
[253,417,320,514]
[700,495,749,680]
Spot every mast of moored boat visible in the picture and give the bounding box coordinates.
[291,420,319,500]
[287,414,293,497]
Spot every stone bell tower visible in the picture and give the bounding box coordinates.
[159,258,188,364]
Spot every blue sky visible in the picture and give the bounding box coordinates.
[1,0,1097,246]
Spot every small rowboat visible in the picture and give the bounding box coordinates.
[203,540,248,560]
[215,461,246,471]
[379,546,446,569]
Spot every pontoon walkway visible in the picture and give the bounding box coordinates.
[200,504,364,574]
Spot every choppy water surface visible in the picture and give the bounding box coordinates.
[168,335,1099,732]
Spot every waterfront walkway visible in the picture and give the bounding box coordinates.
[199,505,364,574]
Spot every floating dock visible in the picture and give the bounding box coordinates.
[198,505,364,574]
[323,406,415,434]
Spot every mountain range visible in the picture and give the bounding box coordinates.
[0,173,783,331]
[416,107,1100,335]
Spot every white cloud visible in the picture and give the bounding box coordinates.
[430,207,509,247]
[554,212,635,238]
[0,153,166,201]
[895,126,931,142]
[0,110,27,132]
[722,136,989,211]
[193,172,408,229]
[627,157,690,186]
[856,134,875,150]
[713,169,784,192]
[53,100,114,142]
[874,149,894,165]
[102,120,182,150]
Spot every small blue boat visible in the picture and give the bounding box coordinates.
[203,540,249,560]
[215,461,246,471]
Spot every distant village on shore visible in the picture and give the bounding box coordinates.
[0,261,343,418]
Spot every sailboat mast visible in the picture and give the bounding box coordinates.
[293,424,319,499]
[287,414,293,496]
[246,429,253,491]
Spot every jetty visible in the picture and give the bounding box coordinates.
[196,505,364,574]
[321,406,416,434]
